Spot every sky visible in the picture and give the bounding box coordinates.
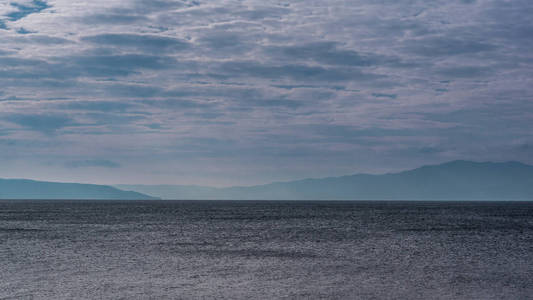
[0,0,532,186]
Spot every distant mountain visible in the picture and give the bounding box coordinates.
[113,184,219,200]
[0,178,159,200]
[117,161,533,200]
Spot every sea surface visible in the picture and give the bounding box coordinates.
[1,200,533,299]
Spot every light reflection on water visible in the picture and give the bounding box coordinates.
[1,200,533,299]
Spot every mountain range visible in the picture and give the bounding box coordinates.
[1,160,532,200]
[0,178,158,200]
[116,160,533,200]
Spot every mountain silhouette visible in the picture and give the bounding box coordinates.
[0,178,159,200]
[117,161,533,200]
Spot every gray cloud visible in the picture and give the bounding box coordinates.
[80,14,149,25]
[65,159,120,168]
[4,113,74,134]
[0,49,12,55]
[102,84,163,98]
[0,0,531,185]
[218,61,383,82]
[0,54,175,84]
[436,66,492,78]
[265,42,393,67]
[2,35,72,44]
[372,93,397,99]
[54,101,135,112]
[236,6,290,20]
[405,37,495,57]
[64,54,176,76]
[81,34,191,52]
[82,112,146,126]
[16,27,34,34]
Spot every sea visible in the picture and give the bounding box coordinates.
[1,200,532,299]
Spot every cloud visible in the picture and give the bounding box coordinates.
[405,37,495,57]
[80,14,149,25]
[54,101,135,112]
[0,54,175,84]
[418,146,446,154]
[65,159,120,168]
[16,27,34,34]
[81,112,146,126]
[218,61,382,82]
[372,93,397,99]
[197,32,255,56]
[81,34,191,52]
[310,124,419,140]
[236,6,290,20]
[140,98,212,109]
[4,35,72,44]
[5,0,51,22]
[0,0,532,185]
[102,83,163,98]
[0,56,44,67]
[264,42,391,67]
[4,113,74,134]
[65,54,175,76]
[436,66,493,78]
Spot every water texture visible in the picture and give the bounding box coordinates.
[1,200,533,299]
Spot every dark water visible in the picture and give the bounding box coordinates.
[1,201,533,299]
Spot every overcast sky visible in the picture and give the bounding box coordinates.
[0,0,532,186]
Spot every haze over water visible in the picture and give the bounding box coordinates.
[2,200,532,299]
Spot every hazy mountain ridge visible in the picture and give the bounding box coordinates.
[117,161,533,200]
[0,178,159,200]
